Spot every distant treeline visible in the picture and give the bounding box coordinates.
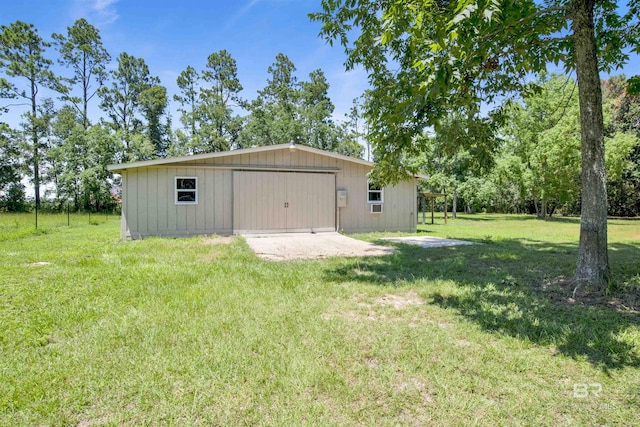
[415,74,640,218]
[0,19,364,213]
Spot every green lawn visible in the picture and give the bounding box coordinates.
[1,213,639,426]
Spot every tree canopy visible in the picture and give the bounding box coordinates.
[311,0,640,289]
[0,18,366,215]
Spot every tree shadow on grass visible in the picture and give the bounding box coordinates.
[540,216,582,224]
[452,214,583,224]
[322,239,640,371]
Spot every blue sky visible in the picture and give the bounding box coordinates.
[2,0,639,133]
[2,0,368,128]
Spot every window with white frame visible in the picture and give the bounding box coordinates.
[368,181,383,213]
[175,177,198,204]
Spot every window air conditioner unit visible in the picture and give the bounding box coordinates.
[370,204,383,214]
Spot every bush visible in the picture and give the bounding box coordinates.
[0,183,27,212]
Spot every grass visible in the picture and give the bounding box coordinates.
[0,213,639,425]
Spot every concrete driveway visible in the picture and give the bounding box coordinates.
[243,232,395,261]
[380,235,473,248]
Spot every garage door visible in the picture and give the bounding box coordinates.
[233,171,336,234]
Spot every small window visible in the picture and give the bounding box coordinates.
[175,177,198,204]
[368,181,384,203]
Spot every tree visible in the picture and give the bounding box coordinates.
[99,52,159,161]
[139,84,169,157]
[332,119,365,158]
[0,123,21,188]
[312,1,639,289]
[174,65,199,141]
[53,18,110,129]
[0,21,59,209]
[195,50,243,152]
[24,97,57,203]
[242,53,303,146]
[300,69,336,150]
[428,112,499,217]
[80,124,120,211]
[602,75,640,137]
[485,153,529,213]
[502,74,582,217]
[47,105,87,209]
[345,95,369,159]
[602,75,640,216]
[0,123,26,211]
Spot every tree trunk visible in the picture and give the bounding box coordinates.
[452,186,457,218]
[541,196,547,218]
[83,53,89,130]
[571,0,610,289]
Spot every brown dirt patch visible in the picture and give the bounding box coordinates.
[393,375,435,404]
[27,261,51,266]
[323,291,426,323]
[77,416,109,427]
[374,291,424,309]
[539,278,639,314]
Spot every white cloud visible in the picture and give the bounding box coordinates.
[71,0,119,26]
[224,0,261,31]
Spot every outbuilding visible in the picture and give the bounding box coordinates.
[107,143,419,239]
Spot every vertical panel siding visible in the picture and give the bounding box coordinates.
[157,168,168,232]
[123,166,233,238]
[233,171,335,233]
[146,168,157,233]
[176,168,187,232]
[223,171,232,230]
[127,169,138,235]
[213,170,224,230]
[166,168,177,232]
[334,159,416,233]
[137,169,148,234]
[120,147,415,238]
[121,171,129,238]
[204,169,214,230]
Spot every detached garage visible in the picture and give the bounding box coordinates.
[107,143,418,239]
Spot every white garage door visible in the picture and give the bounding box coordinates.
[233,171,336,234]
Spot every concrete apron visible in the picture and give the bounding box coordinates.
[242,231,395,261]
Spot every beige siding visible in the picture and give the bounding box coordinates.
[233,171,335,233]
[334,160,417,233]
[121,167,232,238]
[119,146,416,239]
[121,171,129,238]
